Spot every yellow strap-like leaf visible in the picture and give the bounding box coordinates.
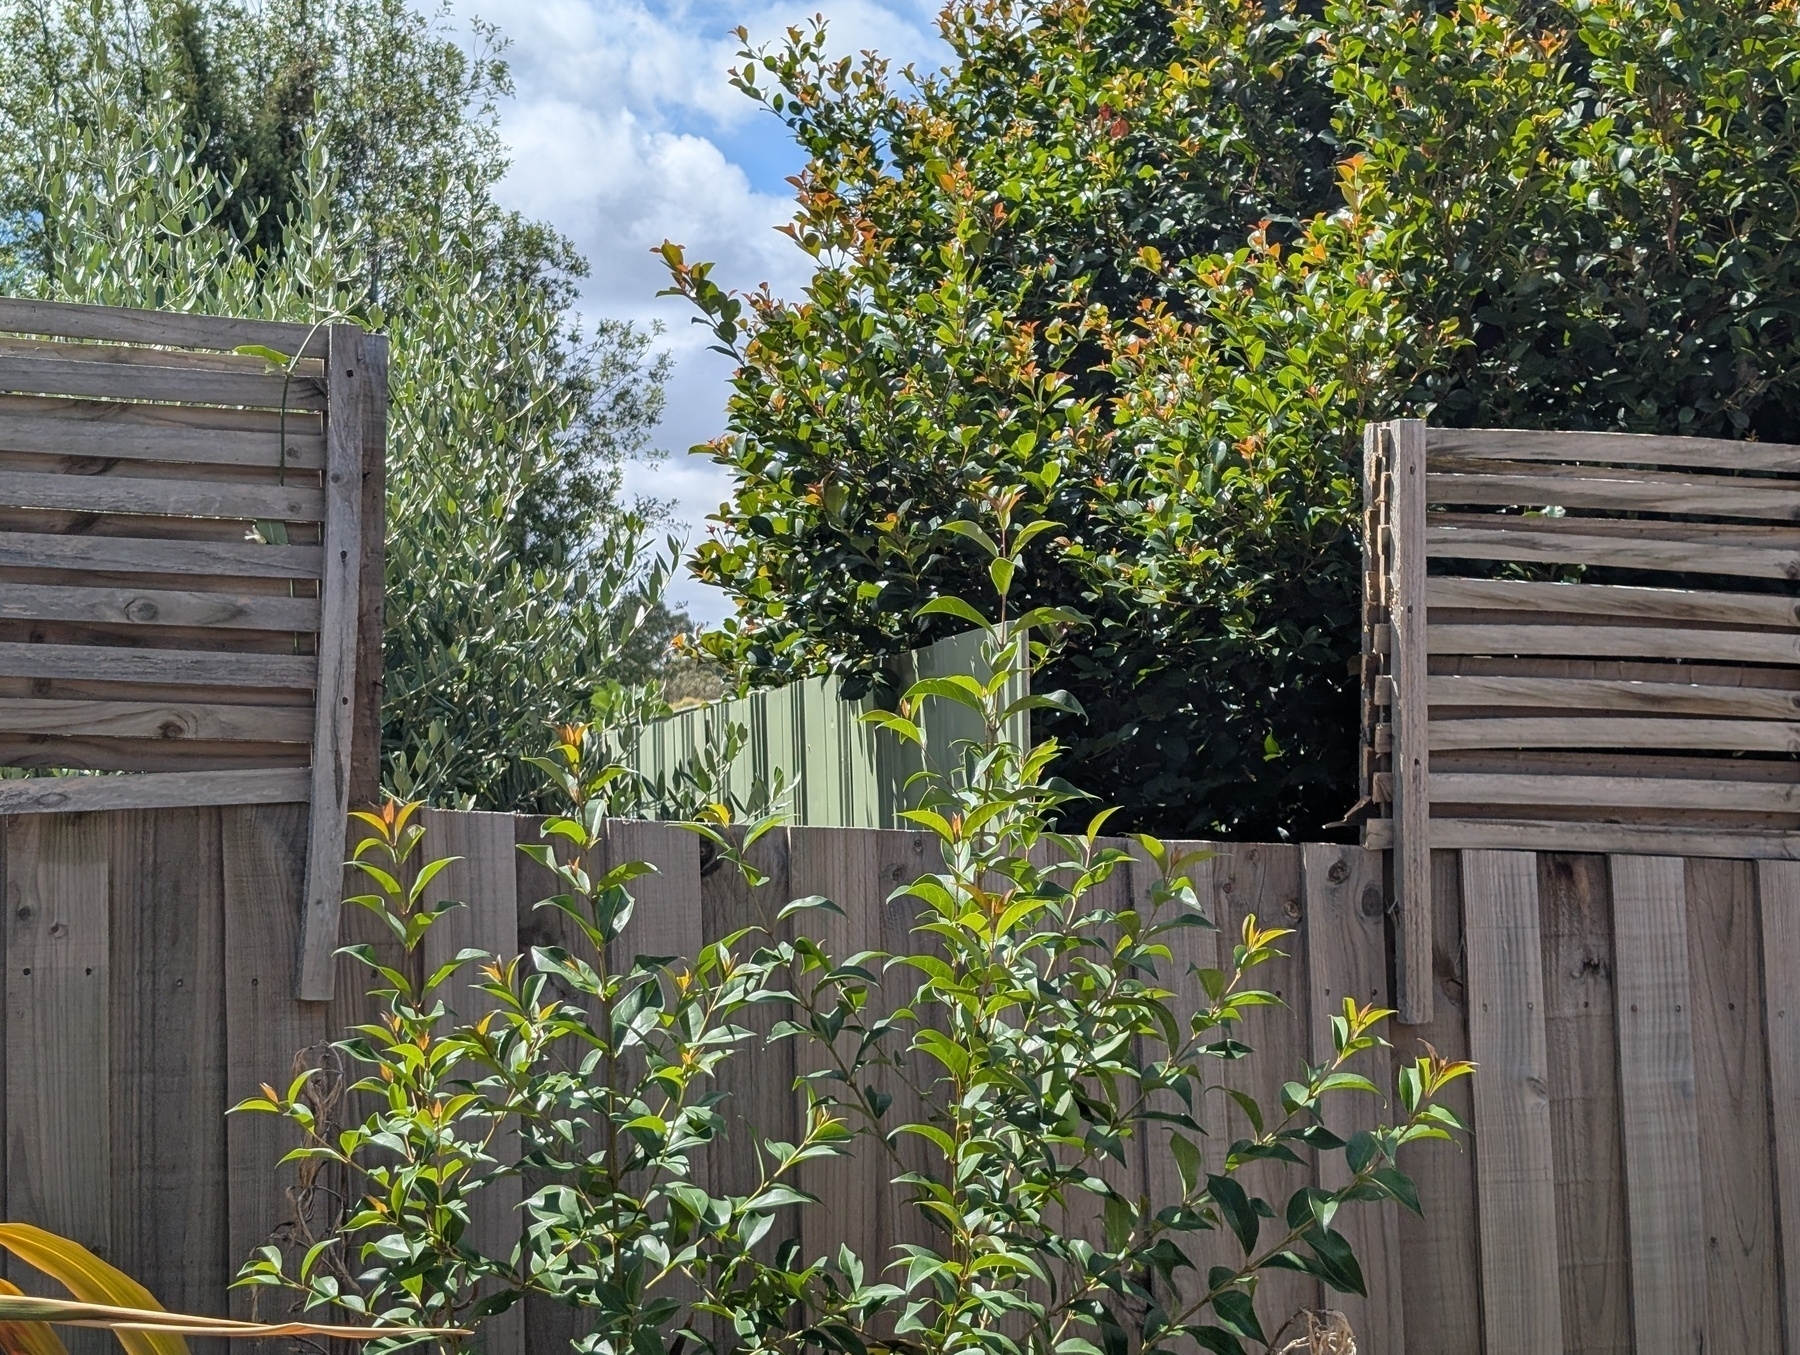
[0,1225,186,1355]
[0,1278,71,1355]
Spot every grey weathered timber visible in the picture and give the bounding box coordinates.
[1429,464,1800,519]
[0,817,1794,1353]
[0,582,320,631]
[349,332,387,808]
[295,324,365,1000]
[0,530,323,578]
[4,813,110,1355]
[0,352,325,410]
[1427,574,1800,626]
[1609,855,1707,1354]
[0,641,316,688]
[220,803,327,1354]
[0,296,330,357]
[1426,425,1800,473]
[421,809,523,1355]
[1424,674,1800,720]
[1461,849,1565,1355]
[0,767,308,815]
[0,468,325,521]
[1429,715,1800,753]
[1427,771,1800,812]
[0,408,325,468]
[1536,853,1632,1350]
[1389,419,1433,1023]
[1425,521,1800,577]
[1302,843,1404,1353]
[0,697,311,742]
[1428,622,1800,664]
[1758,860,1800,1353]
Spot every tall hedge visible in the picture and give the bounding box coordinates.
[668,0,1800,839]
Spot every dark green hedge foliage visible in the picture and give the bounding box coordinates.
[670,0,1800,838]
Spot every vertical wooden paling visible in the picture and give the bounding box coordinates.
[297,322,369,1000]
[1395,850,1482,1355]
[4,814,110,1355]
[873,827,939,1260]
[1359,422,1383,811]
[108,808,230,1322]
[1609,854,1706,1355]
[349,332,389,808]
[790,826,885,1272]
[1301,843,1404,1354]
[1211,842,1319,1333]
[1536,853,1632,1354]
[221,802,327,1353]
[1134,840,1227,1326]
[699,825,801,1253]
[1758,859,1800,1355]
[1685,858,1782,1352]
[1461,848,1564,1355]
[1389,419,1432,1024]
[421,810,523,1355]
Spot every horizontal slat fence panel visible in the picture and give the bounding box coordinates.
[0,406,325,467]
[1362,420,1800,865]
[0,299,379,883]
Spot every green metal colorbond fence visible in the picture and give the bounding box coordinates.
[627,630,1028,829]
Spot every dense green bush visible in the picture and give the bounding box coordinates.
[670,0,1800,838]
[242,537,1471,1353]
[0,0,680,810]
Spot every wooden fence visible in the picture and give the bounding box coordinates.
[1357,419,1800,1025]
[3,808,1797,1354]
[0,297,388,998]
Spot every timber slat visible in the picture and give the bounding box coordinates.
[0,468,323,521]
[1390,420,1433,1023]
[1610,856,1709,1353]
[1427,575,1800,628]
[0,531,322,578]
[0,697,311,741]
[1430,715,1800,752]
[1460,849,1566,1354]
[5,812,112,1329]
[1425,673,1800,719]
[0,353,324,410]
[0,296,329,358]
[0,582,319,631]
[0,407,324,468]
[1303,844,1405,1351]
[1427,426,1800,474]
[1429,771,1800,813]
[0,641,314,689]
[1429,465,1800,521]
[296,324,366,998]
[1430,623,1800,664]
[1367,816,1800,858]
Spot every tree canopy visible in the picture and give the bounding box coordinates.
[669,0,1800,839]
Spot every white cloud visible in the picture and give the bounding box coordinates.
[438,0,946,622]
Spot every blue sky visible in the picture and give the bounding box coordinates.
[437,0,949,622]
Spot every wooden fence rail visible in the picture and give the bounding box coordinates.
[1,809,1796,1354]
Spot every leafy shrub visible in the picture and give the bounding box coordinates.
[668,0,1800,838]
[242,516,1470,1354]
